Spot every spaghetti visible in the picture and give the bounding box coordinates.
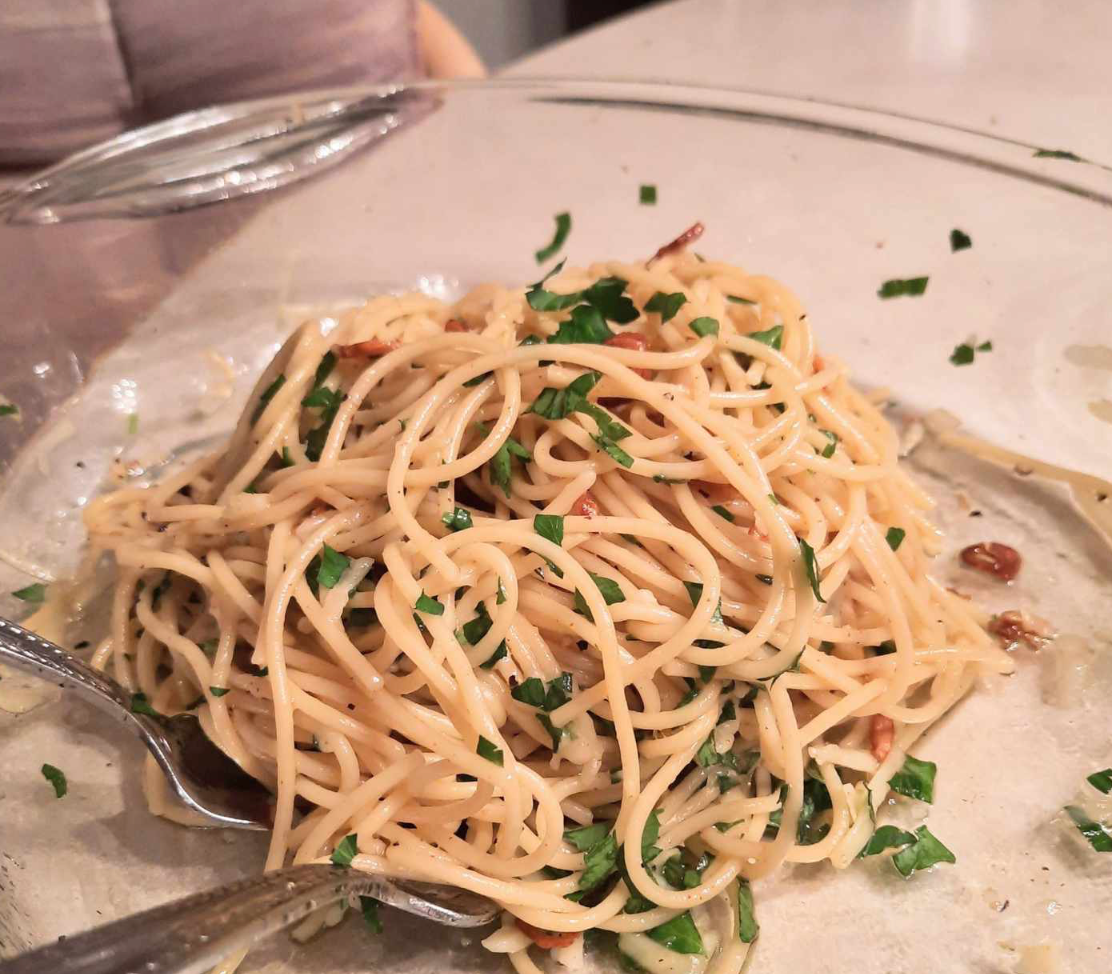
[84,245,1014,973]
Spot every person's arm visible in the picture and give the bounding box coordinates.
[416,1,486,78]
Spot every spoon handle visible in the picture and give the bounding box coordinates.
[0,864,498,974]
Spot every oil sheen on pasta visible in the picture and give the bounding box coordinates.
[84,251,1013,974]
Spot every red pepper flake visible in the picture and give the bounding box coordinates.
[988,609,1054,650]
[444,319,468,333]
[651,221,705,262]
[335,339,399,358]
[870,713,894,762]
[959,542,1021,581]
[571,491,600,518]
[603,333,653,379]
[516,919,579,949]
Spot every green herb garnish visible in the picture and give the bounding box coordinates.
[949,343,975,366]
[316,544,350,590]
[711,505,734,522]
[360,895,383,933]
[574,572,626,621]
[1087,769,1112,795]
[819,429,838,458]
[886,527,906,551]
[415,593,444,616]
[548,304,615,344]
[950,229,972,252]
[645,291,687,323]
[799,538,825,603]
[0,403,18,417]
[477,735,504,766]
[41,763,67,798]
[331,833,359,867]
[689,317,719,339]
[737,881,758,943]
[640,184,657,205]
[129,692,160,717]
[747,324,783,350]
[441,507,474,532]
[209,686,230,697]
[891,825,956,876]
[1064,806,1112,852]
[592,433,634,468]
[646,912,703,955]
[1034,148,1082,161]
[535,212,572,263]
[12,583,46,603]
[878,277,929,299]
[858,824,917,858]
[889,756,937,803]
[253,374,285,422]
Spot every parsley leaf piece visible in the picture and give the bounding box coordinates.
[1087,769,1112,795]
[878,277,929,299]
[727,295,756,305]
[533,513,565,548]
[461,602,493,645]
[549,304,615,345]
[645,291,687,323]
[858,824,918,858]
[331,833,359,867]
[0,403,18,417]
[711,505,734,522]
[130,692,160,717]
[737,881,758,943]
[584,277,639,323]
[977,339,993,351]
[592,433,634,468]
[949,343,975,366]
[126,413,139,436]
[313,351,337,389]
[12,583,46,603]
[415,593,444,616]
[647,912,704,955]
[574,572,626,620]
[891,825,956,876]
[316,545,350,590]
[41,763,67,798]
[1064,806,1112,852]
[527,370,602,420]
[689,317,719,338]
[301,385,344,411]
[819,429,838,458]
[537,713,564,750]
[535,212,572,263]
[653,474,685,484]
[799,538,826,603]
[511,677,547,708]
[565,822,610,852]
[441,507,474,532]
[497,578,507,604]
[886,527,906,551]
[360,895,383,934]
[639,184,657,205]
[1034,148,1082,161]
[253,374,286,422]
[579,832,619,891]
[682,580,723,625]
[889,755,937,803]
[279,446,295,468]
[209,686,230,697]
[747,324,783,350]
[950,229,973,252]
[641,809,662,863]
[477,735,504,766]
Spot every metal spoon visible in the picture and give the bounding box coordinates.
[0,615,273,829]
[0,863,500,974]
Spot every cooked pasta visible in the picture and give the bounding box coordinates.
[84,239,1014,974]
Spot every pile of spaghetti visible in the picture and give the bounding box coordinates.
[85,237,1014,974]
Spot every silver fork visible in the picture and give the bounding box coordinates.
[0,863,500,974]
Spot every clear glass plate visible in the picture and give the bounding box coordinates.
[1,80,1110,973]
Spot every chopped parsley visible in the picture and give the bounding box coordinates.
[511,672,572,713]
[548,304,615,344]
[528,370,602,421]
[533,513,565,548]
[475,421,532,497]
[889,756,937,803]
[645,291,687,323]
[891,825,956,876]
[360,895,383,934]
[41,763,67,798]
[497,578,507,604]
[126,413,139,435]
[858,824,917,858]
[209,686,230,697]
[653,474,685,484]
[441,507,474,532]
[711,505,734,522]
[886,527,906,551]
[950,340,993,365]
[727,295,756,305]
[950,229,972,252]
[12,583,46,603]
[1034,148,1082,161]
[799,538,826,603]
[592,433,634,468]
[683,580,723,625]
[819,429,838,458]
[646,912,703,954]
[316,545,350,590]
[535,212,572,264]
[527,267,638,323]
[574,573,626,621]
[129,692,160,717]
[252,374,286,422]
[688,316,719,339]
[331,833,359,867]
[302,383,346,461]
[695,735,743,770]
[878,277,929,299]
[639,184,657,205]
[477,735,504,766]
[569,826,619,892]
[737,881,758,943]
[747,324,783,350]
[0,403,18,417]
[1087,768,1112,795]
[414,593,444,616]
[313,351,337,389]
[1064,806,1112,852]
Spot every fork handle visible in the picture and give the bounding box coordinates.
[0,864,498,974]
